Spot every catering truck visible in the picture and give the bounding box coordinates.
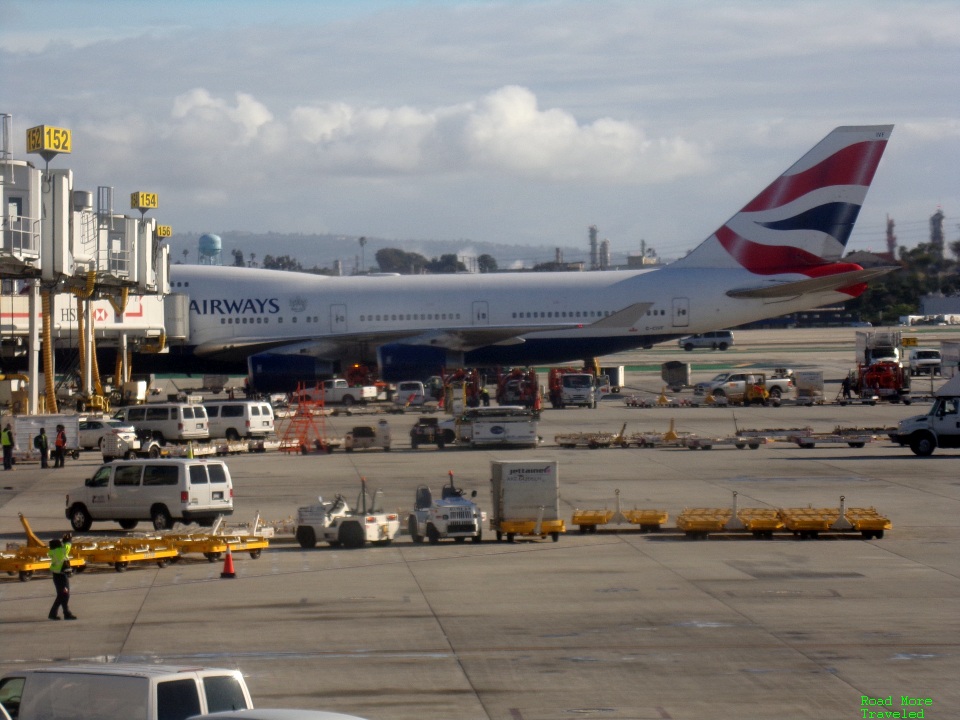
[489,460,564,542]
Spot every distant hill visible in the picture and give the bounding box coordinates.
[168,231,606,272]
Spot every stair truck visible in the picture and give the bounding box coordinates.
[408,471,484,543]
[489,460,564,542]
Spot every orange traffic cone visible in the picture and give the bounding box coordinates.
[220,547,236,579]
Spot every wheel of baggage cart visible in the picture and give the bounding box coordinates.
[249,549,262,559]
[157,559,169,568]
[204,552,222,562]
[115,561,129,572]
[506,533,515,543]
[496,531,503,541]
[19,570,32,582]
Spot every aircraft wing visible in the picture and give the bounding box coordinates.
[725,267,896,299]
[194,302,653,358]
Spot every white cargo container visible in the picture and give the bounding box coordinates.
[12,415,80,463]
[489,460,564,542]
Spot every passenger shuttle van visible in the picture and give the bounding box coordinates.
[65,458,234,531]
[0,664,253,720]
[205,400,275,440]
[114,403,209,443]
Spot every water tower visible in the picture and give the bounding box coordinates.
[198,233,222,265]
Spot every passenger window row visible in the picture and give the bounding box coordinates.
[511,310,612,319]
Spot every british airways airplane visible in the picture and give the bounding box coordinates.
[165,125,894,391]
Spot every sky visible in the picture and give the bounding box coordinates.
[2,0,958,266]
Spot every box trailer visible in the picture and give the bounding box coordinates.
[489,460,564,542]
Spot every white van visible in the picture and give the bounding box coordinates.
[205,400,275,440]
[0,664,252,720]
[65,458,234,531]
[393,380,427,407]
[114,403,209,442]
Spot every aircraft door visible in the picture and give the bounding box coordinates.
[330,304,347,333]
[472,301,489,326]
[671,298,690,328]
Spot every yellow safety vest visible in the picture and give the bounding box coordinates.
[49,542,72,573]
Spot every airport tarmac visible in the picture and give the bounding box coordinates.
[1,331,959,720]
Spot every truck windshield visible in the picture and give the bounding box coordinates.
[562,376,593,388]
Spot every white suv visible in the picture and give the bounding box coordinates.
[679,331,735,351]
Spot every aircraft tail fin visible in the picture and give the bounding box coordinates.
[672,125,893,273]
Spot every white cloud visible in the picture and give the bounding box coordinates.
[171,89,273,145]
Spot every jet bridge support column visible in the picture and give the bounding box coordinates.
[27,281,40,415]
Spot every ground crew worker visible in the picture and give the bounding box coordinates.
[48,533,77,620]
[1,423,13,470]
[34,427,49,468]
[53,424,67,468]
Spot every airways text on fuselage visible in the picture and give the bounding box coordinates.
[189,298,281,316]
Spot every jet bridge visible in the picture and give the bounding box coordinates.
[0,114,172,413]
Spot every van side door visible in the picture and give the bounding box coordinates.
[111,464,144,519]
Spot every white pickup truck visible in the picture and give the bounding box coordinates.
[700,371,793,403]
[301,378,378,406]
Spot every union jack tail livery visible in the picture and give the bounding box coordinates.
[673,125,893,297]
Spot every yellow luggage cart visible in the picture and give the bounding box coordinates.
[778,507,839,539]
[736,508,784,538]
[495,518,565,542]
[675,508,733,538]
[844,507,891,539]
[73,540,180,572]
[571,509,613,532]
[572,490,668,533]
[1,550,53,582]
